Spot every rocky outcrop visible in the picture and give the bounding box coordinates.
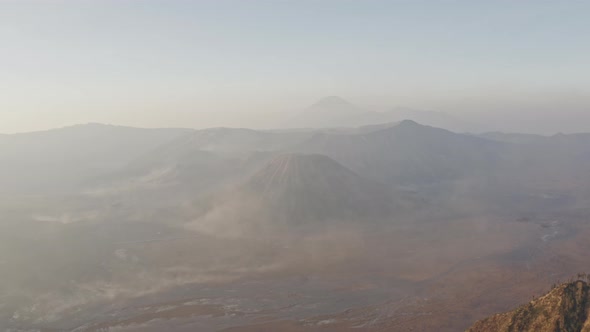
[468,281,590,332]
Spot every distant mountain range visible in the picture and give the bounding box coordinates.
[295,119,503,186]
[5,117,590,331]
[0,123,190,193]
[3,119,590,220]
[284,96,488,133]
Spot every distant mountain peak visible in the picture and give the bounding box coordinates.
[248,153,356,190]
[243,153,393,224]
[397,119,421,127]
[285,96,363,129]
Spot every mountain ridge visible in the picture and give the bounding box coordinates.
[468,280,590,332]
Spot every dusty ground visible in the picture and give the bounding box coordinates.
[43,214,590,332]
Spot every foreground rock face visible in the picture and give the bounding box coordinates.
[467,281,590,332]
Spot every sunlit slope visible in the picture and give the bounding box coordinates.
[468,280,590,332]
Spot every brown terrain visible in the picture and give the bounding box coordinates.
[468,280,590,332]
[49,215,590,332]
[3,122,590,332]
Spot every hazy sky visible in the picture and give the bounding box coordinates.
[1,0,589,133]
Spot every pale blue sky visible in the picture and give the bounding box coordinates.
[1,0,589,132]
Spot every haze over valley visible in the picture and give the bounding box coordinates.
[3,110,590,331]
[2,1,590,331]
